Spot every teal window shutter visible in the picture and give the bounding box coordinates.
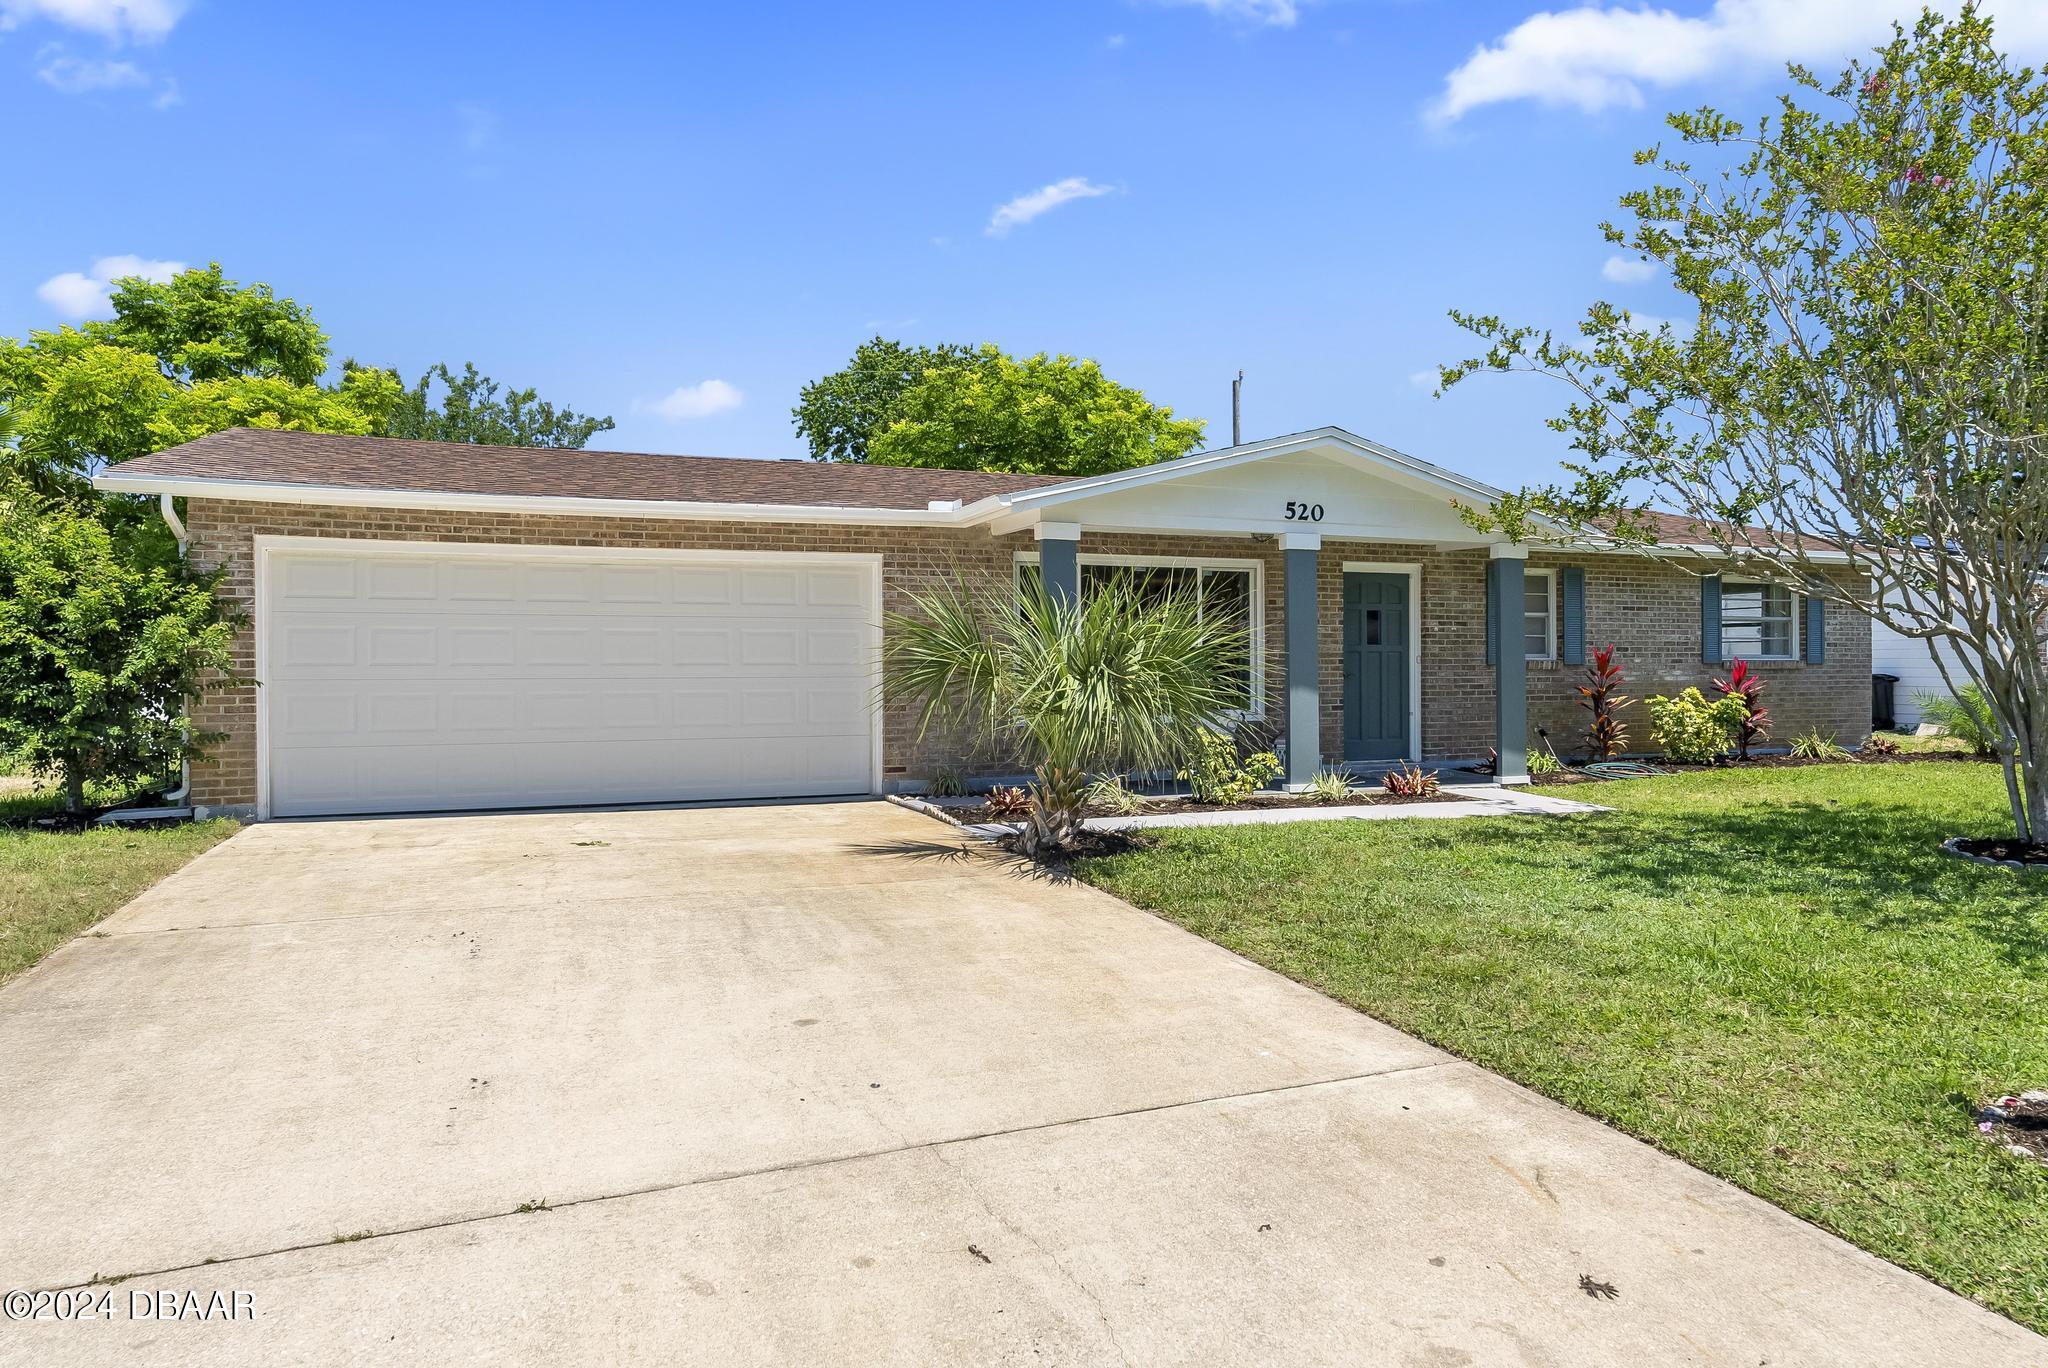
[1561,566,1586,666]
[1701,574,1722,663]
[1484,560,1498,665]
[1804,595,1826,664]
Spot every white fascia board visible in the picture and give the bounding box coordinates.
[1555,537,1853,566]
[90,472,974,528]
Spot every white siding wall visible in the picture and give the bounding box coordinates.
[1871,612,1970,730]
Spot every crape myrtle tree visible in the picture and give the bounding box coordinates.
[1439,8,2048,843]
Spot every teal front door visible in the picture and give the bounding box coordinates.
[1343,572,1410,762]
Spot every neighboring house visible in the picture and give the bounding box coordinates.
[1871,609,1971,731]
[96,426,1871,820]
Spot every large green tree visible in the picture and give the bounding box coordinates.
[0,489,242,813]
[1441,8,2048,842]
[382,361,615,448]
[868,344,1204,477]
[793,336,979,463]
[0,264,401,501]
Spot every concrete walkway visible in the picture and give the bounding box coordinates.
[0,800,2037,1366]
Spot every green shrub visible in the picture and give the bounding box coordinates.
[1304,768,1360,803]
[0,492,243,813]
[1914,685,2000,757]
[1644,687,1749,764]
[1180,728,1282,804]
[1789,726,1851,760]
[1528,748,1563,776]
[1085,773,1149,815]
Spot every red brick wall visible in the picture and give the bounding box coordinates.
[181,500,1870,810]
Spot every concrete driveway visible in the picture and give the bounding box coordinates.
[0,800,2038,1366]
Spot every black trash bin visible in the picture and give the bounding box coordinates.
[1872,673,1900,732]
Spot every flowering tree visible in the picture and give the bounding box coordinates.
[1442,10,2048,842]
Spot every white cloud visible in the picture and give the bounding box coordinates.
[1429,0,2048,125]
[1154,0,1301,26]
[35,48,147,91]
[0,0,186,42]
[35,253,183,318]
[643,379,744,421]
[1601,254,1657,284]
[1408,368,1440,391]
[986,177,1118,237]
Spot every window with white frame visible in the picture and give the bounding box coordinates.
[1523,568,1556,661]
[1017,554,1262,713]
[1721,580,1797,659]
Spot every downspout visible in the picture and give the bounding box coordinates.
[159,494,192,806]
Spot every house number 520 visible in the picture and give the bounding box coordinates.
[1284,501,1325,522]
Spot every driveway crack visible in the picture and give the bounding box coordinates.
[25,1061,1452,1294]
[924,1141,1137,1367]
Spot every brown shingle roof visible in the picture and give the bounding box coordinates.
[111,429,1067,510]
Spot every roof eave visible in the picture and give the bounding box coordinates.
[90,471,975,528]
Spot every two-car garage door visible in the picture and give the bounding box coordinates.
[261,542,879,818]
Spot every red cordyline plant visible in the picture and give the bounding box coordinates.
[1712,658,1771,760]
[1578,644,1633,759]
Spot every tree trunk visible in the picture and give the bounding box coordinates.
[63,762,86,817]
[1023,764,1087,856]
[2021,733,2048,848]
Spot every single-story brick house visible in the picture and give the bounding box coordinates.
[96,425,1870,820]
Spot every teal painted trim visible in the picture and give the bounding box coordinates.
[1483,560,1499,666]
[1284,546,1321,787]
[1560,566,1586,666]
[1039,536,1079,608]
[1491,557,1528,779]
[1700,573,1723,663]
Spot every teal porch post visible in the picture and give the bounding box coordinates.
[1489,547,1529,784]
[1037,522,1081,607]
[1282,533,1322,789]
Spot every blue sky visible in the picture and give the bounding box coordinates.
[7,0,2045,489]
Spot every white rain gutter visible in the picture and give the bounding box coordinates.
[157,493,192,809]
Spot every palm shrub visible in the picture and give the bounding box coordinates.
[885,572,1247,856]
[1915,686,2000,758]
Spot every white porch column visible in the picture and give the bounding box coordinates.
[1282,532,1322,790]
[1036,522,1082,607]
[1489,544,1529,785]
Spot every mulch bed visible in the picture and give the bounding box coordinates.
[947,789,1465,825]
[1532,750,1987,784]
[996,828,1151,861]
[1945,837,2048,871]
[1976,1093,2048,1166]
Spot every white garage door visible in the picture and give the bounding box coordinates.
[261,543,879,818]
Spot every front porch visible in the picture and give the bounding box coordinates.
[1002,430,1547,788]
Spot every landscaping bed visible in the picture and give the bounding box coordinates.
[1532,748,1987,783]
[1074,761,2048,1335]
[940,787,1465,825]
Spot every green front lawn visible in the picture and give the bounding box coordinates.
[0,784,239,987]
[1079,762,2048,1333]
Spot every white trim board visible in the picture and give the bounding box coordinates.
[249,536,886,820]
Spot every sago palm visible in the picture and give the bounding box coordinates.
[885,571,1249,855]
